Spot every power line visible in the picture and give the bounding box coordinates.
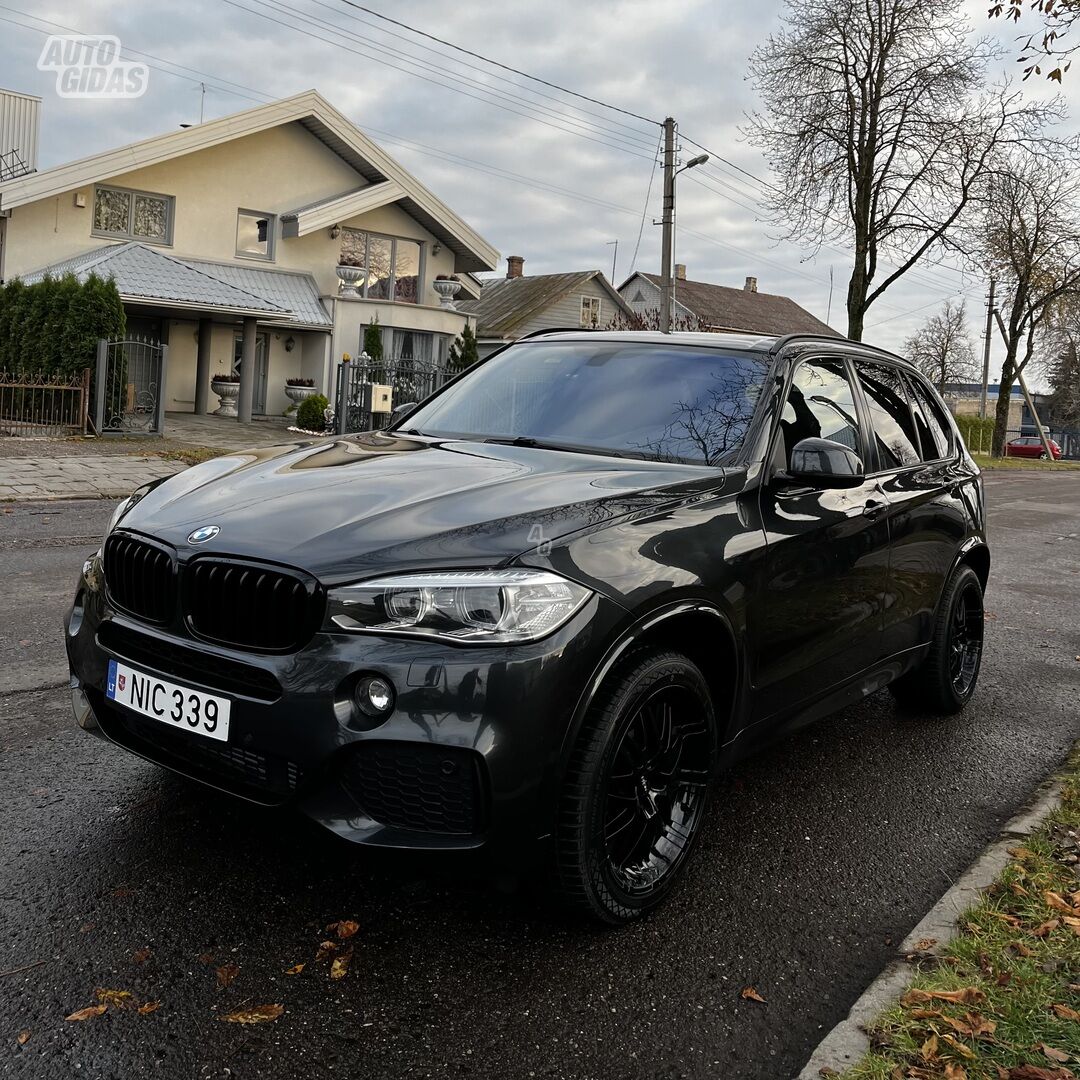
[338,0,661,127]
[629,132,663,276]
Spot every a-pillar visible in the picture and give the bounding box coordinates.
[193,317,213,414]
[237,317,257,423]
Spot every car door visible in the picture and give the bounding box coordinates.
[752,355,891,722]
[852,361,967,658]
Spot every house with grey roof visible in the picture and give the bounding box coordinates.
[457,256,634,357]
[618,266,839,337]
[0,89,497,422]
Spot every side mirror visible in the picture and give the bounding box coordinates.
[784,437,865,488]
[388,401,418,428]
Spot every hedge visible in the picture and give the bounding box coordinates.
[952,414,995,454]
[0,273,126,377]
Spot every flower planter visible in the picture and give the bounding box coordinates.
[432,278,462,307]
[284,384,318,406]
[211,379,240,418]
[336,264,364,298]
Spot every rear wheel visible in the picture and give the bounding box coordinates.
[890,564,984,715]
[554,649,717,924]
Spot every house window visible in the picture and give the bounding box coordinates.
[236,209,275,260]
[93,185,173,244]
[580,296,601,328]
[339,228,422,304]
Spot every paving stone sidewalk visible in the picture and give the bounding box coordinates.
[0,454,185,501]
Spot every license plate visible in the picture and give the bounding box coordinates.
[106,659,231,742]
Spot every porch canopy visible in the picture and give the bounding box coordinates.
[20,241,332,421]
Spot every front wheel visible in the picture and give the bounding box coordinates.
[890,564,985,715]
[554,649,717,924]
[1040,451,1049,461]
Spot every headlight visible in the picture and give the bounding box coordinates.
[105,496,133,538]
[325,570,592,644]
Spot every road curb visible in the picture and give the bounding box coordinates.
[794,774,1066,1080]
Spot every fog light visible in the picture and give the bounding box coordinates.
[70,685,97,731]
[355,675,395,718]
[67,591,85,638]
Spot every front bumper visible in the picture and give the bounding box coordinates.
[66,554,621,864]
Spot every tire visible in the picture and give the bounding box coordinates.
[890,564,985,715]
[1040,451,1049,461]
[554,648,717,924]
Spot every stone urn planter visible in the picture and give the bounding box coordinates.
[211,378,240,417]
[284,384,318,407]
[433,278,462,307]
[336,263,364,298]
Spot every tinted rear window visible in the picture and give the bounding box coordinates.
[403,341,772,465]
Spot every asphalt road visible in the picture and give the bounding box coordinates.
[2,475,1078,1080]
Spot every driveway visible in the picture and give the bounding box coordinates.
[2,473,1078,1080]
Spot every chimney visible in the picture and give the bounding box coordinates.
[506,255,524,279]
[674,263,686,281]
[744,276,758,293]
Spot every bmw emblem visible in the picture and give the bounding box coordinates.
[188,525,220,544]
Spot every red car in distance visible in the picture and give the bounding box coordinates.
[1005,436,1063,460]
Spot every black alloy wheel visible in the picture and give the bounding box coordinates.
[890,563,985,715]
[555,649,717,923]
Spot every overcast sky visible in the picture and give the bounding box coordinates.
[1,0,1076,383]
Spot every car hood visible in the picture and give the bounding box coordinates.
[119,432,728,583]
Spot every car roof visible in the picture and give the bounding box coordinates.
[513,329,917,372]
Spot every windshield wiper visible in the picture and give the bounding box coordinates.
[482,436,625,458]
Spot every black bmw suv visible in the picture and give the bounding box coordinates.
[66,331,988,923]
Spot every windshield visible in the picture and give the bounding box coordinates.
[400,341,771,466]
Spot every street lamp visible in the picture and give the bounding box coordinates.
[660,138,710,332]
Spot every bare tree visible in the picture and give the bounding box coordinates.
[904,300,978,393]
[990,0,1078,81]
[974,157,1080,454]
[745,0,1064,341]
[607,309,713,332]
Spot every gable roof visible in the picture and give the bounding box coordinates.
[0,90,498,274]
[19,241,331,327]
[457,270,633,337]
[622,272,839,337]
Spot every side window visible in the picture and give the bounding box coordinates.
[856,362,921,469]
[780,358,861,464]
[908,377,952,461]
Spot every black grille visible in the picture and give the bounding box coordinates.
[88,688,303,802]
[97,621,281,703]
[103,533,176,624]
[340,742,486,836]
[184,557,325,653]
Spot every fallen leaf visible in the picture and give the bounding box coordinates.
[327,919,360,940]
[1007,1066,1075,1080]
[219,1003,283,1025]
[740,986,766,1003]
[945,1065,968,1080]
[330,946,353,981]
[215,964,240,988]
[1010,940,1036,956]
[914,938,938,951]
[111,887,134,899]
[997,970,1013,987]
[1012,883,1032,897]
[283,963,305,976]
[131,947,152,964]
[1044,891,1078,914]
[315,940,338,962]
[1009,846,1035,860]
[16,1030,30,1045]
[902,987,987,1007]
[941,1034,977,1060]
[1052,1003,1080,1021]
[197,952,214,965]
[137,1001,161,1015]
[95,988,135,1010]
[1033,919,1061,937]
[65,1004,107,1021]
[921,1033,940,1061]
[1038,1044,1072,1064]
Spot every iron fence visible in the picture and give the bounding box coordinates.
[0,369,91,436]
[335,358,450,435]
[95,337,168,436]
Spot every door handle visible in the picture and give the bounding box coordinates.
[862,497,888,520]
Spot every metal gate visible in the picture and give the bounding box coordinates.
[95,337,168,436]
[335,358,449,435]
[0,369,91,436]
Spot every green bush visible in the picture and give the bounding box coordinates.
[953,414,995,454]
[296,393,330,432]
[0,273,125,376]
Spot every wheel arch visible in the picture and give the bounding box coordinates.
[956,539,990,593]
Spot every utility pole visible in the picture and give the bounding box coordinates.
[658,117,676,334]
[993,308,1056,462]
[979,278,995,419]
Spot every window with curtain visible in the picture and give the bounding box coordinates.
[338,229,422,303]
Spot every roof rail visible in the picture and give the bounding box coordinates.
[768,333,906,364]
[515,326,596,341]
